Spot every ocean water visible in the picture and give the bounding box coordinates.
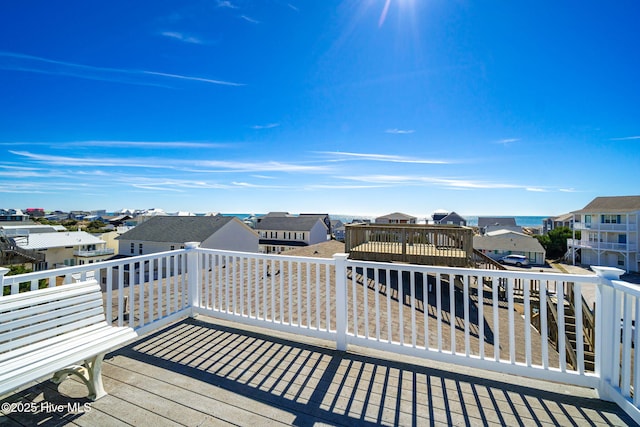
[224,213,548,228]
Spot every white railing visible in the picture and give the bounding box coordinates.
[569,239,638,252]
[574,222,637,232]
[74,248,116,257]
[0,245,639,423]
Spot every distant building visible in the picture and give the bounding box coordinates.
[543,213,573,234]
[473,230,546,265]
[569,195,640,272]
[477,217,521,235]
[431,211,467,226]
[375,212,417,224]
[12,231,113,270]
[255,216,328,254]
[117,215,258,256]
[0,208,29,222]
[25,208,45,218]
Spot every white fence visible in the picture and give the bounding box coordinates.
[1,245,639,423]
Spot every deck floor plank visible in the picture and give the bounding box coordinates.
[1,315,636,426]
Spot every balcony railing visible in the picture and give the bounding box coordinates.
[568,239,638,252]
[1,245,639,424]
[73,248,116,257]
[574,222,637,232]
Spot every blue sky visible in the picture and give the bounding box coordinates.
[1,1,638,217]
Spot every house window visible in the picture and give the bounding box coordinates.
[618,254,625,266]
[130,243,135,254]
[619,234,627,244]
[139,243,143,255]
[601,214,621,224]
[170,245,175,250]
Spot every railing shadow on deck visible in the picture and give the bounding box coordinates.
[114,317,632,427]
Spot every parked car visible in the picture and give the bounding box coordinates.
[499,254,530,267]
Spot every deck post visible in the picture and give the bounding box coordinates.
[0,267,8,289]
[593,266,625,401]
[185,242,201,316]
[334,253,349,351]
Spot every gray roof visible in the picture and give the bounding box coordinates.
[573,196,640,213]
[255,216,325,232]
[473,234,545,253]
[376,212,417,221]
[117,215,236,243]
[437,212,466,224]
[477,217,517,228]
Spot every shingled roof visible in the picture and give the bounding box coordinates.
[573,196,640,213]
[255,216,326,232]
[117,215,237,242]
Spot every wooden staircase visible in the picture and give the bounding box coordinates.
[545,283,596,372]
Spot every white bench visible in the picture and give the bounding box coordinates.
[0,279,137,400]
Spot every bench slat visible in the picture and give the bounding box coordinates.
[0,323,107,364]
[1,306,105,345]
[0,313,106,354]
[0,282,100,313]
[0,327,137,395]
[0,299,103,335]
[0,279,137,400]
[0,325,133,374]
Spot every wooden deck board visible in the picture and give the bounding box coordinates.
[1,315,635,426]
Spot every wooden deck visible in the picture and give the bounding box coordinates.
[1,315,636,427]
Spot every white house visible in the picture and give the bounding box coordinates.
[568,195,640,272]
[116,215,258,256]
[12,231,113,270]
[255,216,328,254]
[474,230,546,265]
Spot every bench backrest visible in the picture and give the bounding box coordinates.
[0,280,107,361]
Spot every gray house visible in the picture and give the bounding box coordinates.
[117,215,258,256]
[432,211,467,226]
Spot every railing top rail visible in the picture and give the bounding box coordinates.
[609,279,640,298]
[345,223,474,231]
[195,247,335,265]
[0,249,188,285]
[345,257,601,283]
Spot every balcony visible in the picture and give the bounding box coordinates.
[574,222,637,232]
[568,239,638,252]
[1,247,639,425]
[73,248,115,257]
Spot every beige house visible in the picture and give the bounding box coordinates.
[569,195,640,272]
[375,212,417,224]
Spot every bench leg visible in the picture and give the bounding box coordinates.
[51,353,107,401]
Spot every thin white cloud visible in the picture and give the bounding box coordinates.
[385,128,415,134]
[337,174,525,190]
[526,187,547,192]
[0,51,243,87]
[496,138,520,145]
[241,15,260,24]
[161,31,203,45]
[142,71,244,87]
[65,140,226,149]
[217,0,237,8]
[196,160,328,173]
[288,3,299,12]
[610,136,640,141]
[319,151,449,164]
[9,150,178,169]
[251,123,280,130]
